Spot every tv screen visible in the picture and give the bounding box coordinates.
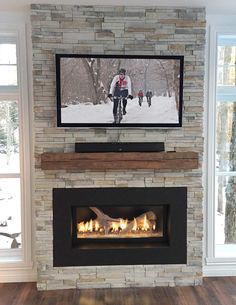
[56,54,184,128]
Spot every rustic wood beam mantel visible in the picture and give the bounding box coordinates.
[40,151,198,170]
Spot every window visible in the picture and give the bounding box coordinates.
[215,34,236,258]
[207,25,236,272]
[0,22,33,277]
[0,40,21,251]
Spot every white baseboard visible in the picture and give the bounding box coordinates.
[203,264,236,277]
[0,266,37,283]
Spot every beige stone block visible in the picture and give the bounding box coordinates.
[95,31,115,39]
[168,44,185,53]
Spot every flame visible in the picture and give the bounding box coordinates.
[111,222,119,232]
[111,219,128,232]
[143,214,150,231]
[132,218,137,231]
[77,214,157,235]
[95,221,99,231]
[89,219,93,232]
[78,221,85,232]
[120,218,128,230]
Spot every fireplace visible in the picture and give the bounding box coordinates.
[53,187,187,266]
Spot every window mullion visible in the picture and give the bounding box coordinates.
[0,173,20,178]
[0,91,19,99]
[216,171,236,176]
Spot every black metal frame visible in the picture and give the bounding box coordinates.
[53,187,187,267]
[56,54,184,128]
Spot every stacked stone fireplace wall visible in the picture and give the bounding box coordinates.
[31,4,205,290]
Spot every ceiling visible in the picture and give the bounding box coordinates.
[1,0,236,14]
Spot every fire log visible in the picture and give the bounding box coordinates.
[89,207,156,234]
[90,207,123,234]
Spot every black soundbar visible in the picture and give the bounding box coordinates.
[75,142,165,153]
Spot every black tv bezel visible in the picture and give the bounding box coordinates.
[56,54,184,128]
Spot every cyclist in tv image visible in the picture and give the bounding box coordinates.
[138,89,144,106]
[146,90,153,107]
[108,68,133,123]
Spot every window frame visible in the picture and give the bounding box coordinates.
[206,24,236,273]
[0,21,33,275]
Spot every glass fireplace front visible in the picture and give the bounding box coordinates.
[72,205,168,249]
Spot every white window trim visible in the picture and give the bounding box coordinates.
[204,23,236,276]
[0,17,36,282]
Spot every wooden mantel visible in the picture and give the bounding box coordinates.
[41,151,198,170]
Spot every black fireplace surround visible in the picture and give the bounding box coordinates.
[53,187,187,267]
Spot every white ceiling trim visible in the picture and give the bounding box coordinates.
[0,0,236,14]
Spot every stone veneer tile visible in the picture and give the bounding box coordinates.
[32,5,205,290]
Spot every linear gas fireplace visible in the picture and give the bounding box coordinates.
[53,187,187,267]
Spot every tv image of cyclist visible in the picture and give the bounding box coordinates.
[138,89,144,106]
[108,68,133,123]
[146,90,153,107]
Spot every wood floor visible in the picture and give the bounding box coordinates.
[0,277,236,305]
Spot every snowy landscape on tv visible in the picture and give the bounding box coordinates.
[57,55,183,127]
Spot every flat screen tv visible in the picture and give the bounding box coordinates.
[56,54,184,128]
